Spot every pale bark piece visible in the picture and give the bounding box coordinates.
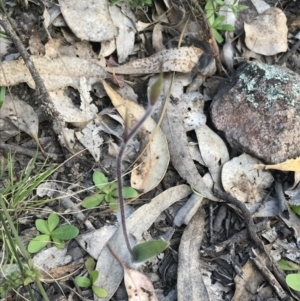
[58,0,117,42]
[0,56,106,90]
[94,185,192,301]
[106,47,203,74]
[250,0,270,13]
[195,124,229,188]
[109,5,135,64]
[161,99,217,201]
[101,80,169,194]
[0,95,38,139]
[123,266,158,301]
[245,7,288,56]
[178,208,211,301]
[221,153,274,203]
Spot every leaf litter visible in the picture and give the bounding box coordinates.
[1,0,300,300]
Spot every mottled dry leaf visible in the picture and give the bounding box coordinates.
[195,124,229,188]
[106,47,203,74]
[222,153,274,203]
[101,80,169,194]
[58,0,117,42]
[124,266,158,301]
[109,5,135,64]
[161,98,217,201]
[0,96,38,139]
[178,209,211,301]
[254,157,300,172]
[245,7,288,55]
[0,56,106,90]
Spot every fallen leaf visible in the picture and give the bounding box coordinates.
[58,0,117,42]
[101,80,169,194]
[178,208,212,301]
[123,266,158,301]
[0,56,106,90]
[109,5,135,64]
[195,124,229,188]
[223,153,273,203]
[254,157,300,172]
[0,96,40,148]
[244,7,288,55]
[106,47,203,74]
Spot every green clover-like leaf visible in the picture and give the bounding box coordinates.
[90,270,99,284]
[82,194,105,208]
[47,213,60,232]
[92,286,108,298]
[74,276,91,288]
[35,219,50,235]
[51,225,79,240]
[28,234,50,253]
[286,274,300,291]
[85,258,96,274]
[93,171,108,188]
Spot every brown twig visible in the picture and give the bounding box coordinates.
[277,39,300,66]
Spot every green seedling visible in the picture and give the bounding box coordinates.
[110,0,152,9]
[0,86,6,108]
[0,260,42,298]
[81,171,138,211]
[74,258,107,298]
[205,0,247,43]
[27,213,79,253]
[277,259,300,291]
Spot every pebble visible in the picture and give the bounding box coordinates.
[211,61,300,163]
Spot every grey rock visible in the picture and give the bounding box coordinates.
[211,61,300,163]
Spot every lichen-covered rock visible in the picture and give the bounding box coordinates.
[210,61,300,163]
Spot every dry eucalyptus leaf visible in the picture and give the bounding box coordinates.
[0,95,38,139]
[244,7,288,55]
[222,153,274,203]
[0,118,19,141]
[152,23,165,52]
[94,185,192,301]
[254,157,300,172]
[196,124,229,188]
[101,80,169,194]
[178,209,211,301]
[0,56,106,90]
[75,122,103,162]
[179,92,206,131]
[123,266,158,301]
[161,98,217,201]
[106,47,203,74]
[58,0,117,42]
[250,0,270,14]
[109,5,135,64]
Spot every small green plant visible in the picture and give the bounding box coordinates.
[81,171,138,211]
[204,0,247,43]
[74,258,107,298]
[0,261,42,298]
[277,259,300,291]
[27,213,79,253]
[110,0,152,9]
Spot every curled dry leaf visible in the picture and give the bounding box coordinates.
[0,95,39,141]
[254,157,300,172]
[101,80,169,194]
[222,153,274,203]
[244,7,288,55]
[195,124,229,188]
[106,47,203,74]
[58,0,117,42]
[178,208,211,301]
[0,56,106,90]
[123,266,158,301]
